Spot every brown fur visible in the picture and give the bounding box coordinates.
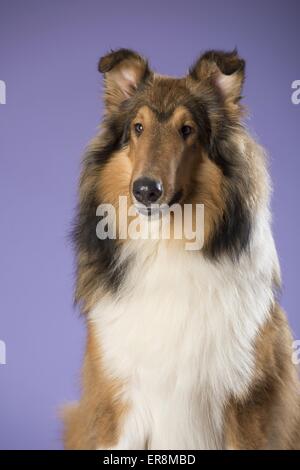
[63,322,127,450]
[225,304,300,449]
[65,49,300,449]
[73,49,254,310]
[64,306,300,449]
[94,105,225,249]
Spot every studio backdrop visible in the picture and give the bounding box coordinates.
[0,0,299,450]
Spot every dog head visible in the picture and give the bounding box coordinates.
[97,48,245,211]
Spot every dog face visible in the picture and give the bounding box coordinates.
[97,49,245,211]
[128,102,200,209]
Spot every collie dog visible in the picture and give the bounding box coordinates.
[63,49,300,449]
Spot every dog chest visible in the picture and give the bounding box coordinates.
[90,240,272,448]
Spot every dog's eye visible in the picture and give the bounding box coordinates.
[134,123,144,135]
[181,125,193,139]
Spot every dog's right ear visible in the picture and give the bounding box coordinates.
[98,49,151,112]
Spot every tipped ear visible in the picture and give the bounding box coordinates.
[98,49,151,112]
[189,49,245,103]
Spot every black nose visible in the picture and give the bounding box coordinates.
[133,177,163,206]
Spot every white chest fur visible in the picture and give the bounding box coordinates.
[90,216,277,450]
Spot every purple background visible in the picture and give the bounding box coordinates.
[0,0,299,450]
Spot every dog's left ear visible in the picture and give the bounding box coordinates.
[98,49,151,112]
[189,49,245,103]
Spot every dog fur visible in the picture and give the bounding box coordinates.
[63,49,300,449]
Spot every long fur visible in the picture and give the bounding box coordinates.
[63,49,300,449]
